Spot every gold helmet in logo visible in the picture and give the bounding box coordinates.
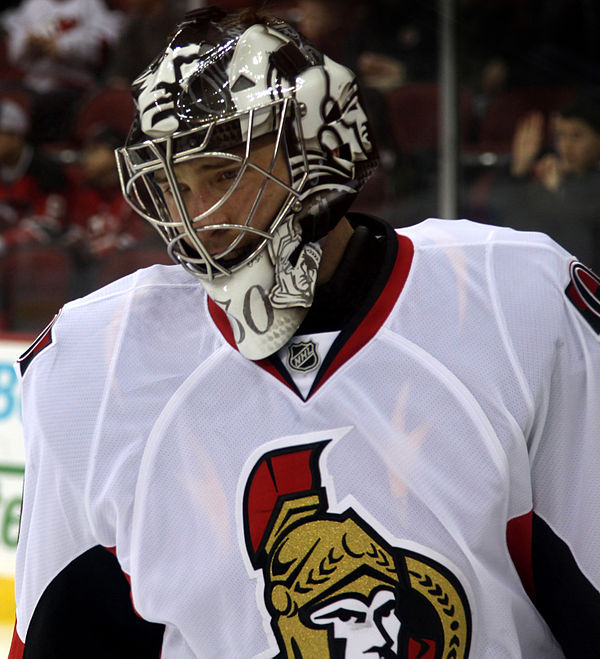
[243,442,471,658]
[265,504,402,657]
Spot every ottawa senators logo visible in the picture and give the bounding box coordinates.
[565,260,600,334]
[241,437,472,658]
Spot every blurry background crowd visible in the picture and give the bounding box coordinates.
[1,0,600,333]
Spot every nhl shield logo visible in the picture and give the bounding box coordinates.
[288,340,320,372]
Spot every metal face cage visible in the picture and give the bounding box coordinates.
[116,97,308,280]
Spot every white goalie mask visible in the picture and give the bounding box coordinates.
[116,7,378,359]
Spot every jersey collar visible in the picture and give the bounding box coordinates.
[208,215,414,399]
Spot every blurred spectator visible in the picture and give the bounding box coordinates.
[288,0,435,86]
[61,124,152,292]
[104,0,184,87]
[474,94,600,271]
[63,125,145,260]
[457,1,536,144]
[289,0,428,208]
[356,51,405,93]
[0,98,68,256]
[457,0,533,84]
[289,0,354,65]
[510,100,600,184]
[465,56,510,142]
[1,0,125,142]
[361,0,437,83]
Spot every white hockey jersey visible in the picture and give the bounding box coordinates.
[10,217,600,658]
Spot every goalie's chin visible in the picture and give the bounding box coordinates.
[173,235,266,277]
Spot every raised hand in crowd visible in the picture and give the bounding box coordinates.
[510,110,544,178]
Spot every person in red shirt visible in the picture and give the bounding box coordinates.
[63,125,143,265]
[0,98,68,254]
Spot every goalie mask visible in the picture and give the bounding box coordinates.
[116,7,378,359]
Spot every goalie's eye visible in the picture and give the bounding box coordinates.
[217,168,239,182]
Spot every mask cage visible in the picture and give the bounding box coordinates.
[116,97,309,279]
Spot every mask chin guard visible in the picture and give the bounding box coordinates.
[203,217,322,359]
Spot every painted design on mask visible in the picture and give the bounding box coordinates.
[135,43,211,137]
[270,217,322,307]
[202,219,321,360]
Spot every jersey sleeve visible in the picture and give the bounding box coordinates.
[10,308,164,657]
[492,229,600,655]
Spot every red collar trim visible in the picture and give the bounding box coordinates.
[207,298,293,387]
[207,297,236,349]
[311,232,413,395]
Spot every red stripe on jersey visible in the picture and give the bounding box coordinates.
[254,356,292,388]
[207,298,236,350]
[8,621,24,658]
[506,510,535,602]
[311,233,413,395]
[17,311,61,376]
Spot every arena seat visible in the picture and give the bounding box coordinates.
[386,82,474,155]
